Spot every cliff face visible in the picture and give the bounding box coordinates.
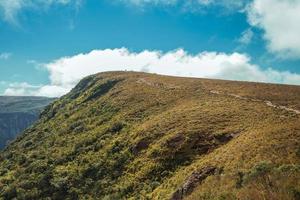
[0,72,299,200]
[0,96,55,149]
[0,112,38,149]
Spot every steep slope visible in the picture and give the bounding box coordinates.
[0,72,299,200]
[0,96,55,149]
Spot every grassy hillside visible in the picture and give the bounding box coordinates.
[0,96,55,149]
[0,72,299,200]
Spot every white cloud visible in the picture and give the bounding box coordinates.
[0,52,12,60]
[0,0,81,24]
[3,82,67,97]
[3,82,41,96]
[246,0,300,58]
[3,48,300,97]
[238,28,253,45]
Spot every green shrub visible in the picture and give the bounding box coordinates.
[2,185,17,199]
[244,161,272,184]
[109,121,125,133]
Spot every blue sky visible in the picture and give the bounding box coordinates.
[0,0,300,97]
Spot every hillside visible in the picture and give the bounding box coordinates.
[0,96,55,149]
[0,71,299,200]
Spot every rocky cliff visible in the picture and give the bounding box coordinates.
[0,96,55,149]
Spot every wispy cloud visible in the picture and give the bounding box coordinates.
[117,0,249,12]
[0,0,82,25]
[3,48,300,97]
[0,52,12,60]
[238,28,254,45]
[118,0,177,6]
[26,59,46,70]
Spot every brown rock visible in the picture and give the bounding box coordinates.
[171,166,216,200]
[131,139,149,155]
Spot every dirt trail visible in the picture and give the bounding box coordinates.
[209,90,300,115]
[137,78,180,89]
[136,79,300,115]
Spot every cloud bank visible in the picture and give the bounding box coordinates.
[4,48,300,97]
[246,0,300,58]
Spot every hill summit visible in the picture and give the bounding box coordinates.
[0,71,299,199]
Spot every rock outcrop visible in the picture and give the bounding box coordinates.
[171,166,217,200]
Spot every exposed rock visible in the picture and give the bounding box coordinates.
[131,139,149,155]
[214,133,233,143]
[171,166,217,200]
[166,134,185,149]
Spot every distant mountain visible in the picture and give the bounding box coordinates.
[0,72,299,199]
[0,96,55,149]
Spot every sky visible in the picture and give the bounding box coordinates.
[0,0,300,97]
